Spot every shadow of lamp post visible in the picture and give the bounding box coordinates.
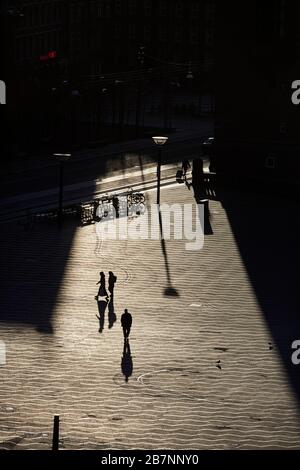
[152,136,168,206]
[52,153,71,228]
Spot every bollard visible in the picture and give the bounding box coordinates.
[200,199,209,217]
[199,199,209,228]
[52,415,60,451]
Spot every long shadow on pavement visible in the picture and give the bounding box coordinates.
[0,220,77,333]
[194,173,300,404]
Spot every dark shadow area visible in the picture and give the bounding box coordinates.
[121,338,133,382]
[216,185,300,404]
[0,220,77,334]
[138,154,151,207]
[158,210,179,297]
[186,158,300,402]
[191,158,214,235]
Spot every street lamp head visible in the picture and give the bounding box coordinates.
[152,136,168,146]
[52,153,71,161]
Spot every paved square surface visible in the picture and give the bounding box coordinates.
[0,183,299,449]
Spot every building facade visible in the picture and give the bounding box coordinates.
[215,0,300,181]
[1,0,216,155]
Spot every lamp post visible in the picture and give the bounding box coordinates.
[152,136,168,206]
[52,153,71,227]
[136,45,145,137]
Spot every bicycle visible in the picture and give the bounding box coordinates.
[127,188,145,207]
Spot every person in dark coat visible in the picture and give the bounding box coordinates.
[121,309,132,338]
[182,159,191,178]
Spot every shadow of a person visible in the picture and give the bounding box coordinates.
[108,271,117,297]
[108,295,117,329]
[121,338,133,382]
[96,299,108,333]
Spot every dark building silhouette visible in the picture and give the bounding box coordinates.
[215,1,300,182]
[1,0,216,157]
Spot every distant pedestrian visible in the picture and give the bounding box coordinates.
[182,159,191,178]
[108,271,117,296]
[192,158,204,180]
[112,196,119,219]
[96,271,105,288]
[121,309,132,338]
[96,271,108,299]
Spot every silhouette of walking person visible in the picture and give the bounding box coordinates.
[96,271,108,299]
[108,271,117,297]
[192,158,205,201]
[121,309,132,339]
[121,338,133,382]
[182,159,191,179]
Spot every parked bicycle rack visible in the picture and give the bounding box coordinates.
[18,190,146,230]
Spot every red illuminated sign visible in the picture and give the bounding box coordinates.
[39,51,57,61]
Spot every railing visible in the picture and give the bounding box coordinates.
[16,189,146,230]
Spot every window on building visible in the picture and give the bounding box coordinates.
[28,36,33,58]
[50,2,55,24]
[129,24,136,40]
[27,7,33,27]
[57,2,63,22]
[279,0,287,37]
[32,4,37,25]
[256,4,277,42]
[129,0,137,16]
[175,27,183,43]
[144,0,152,17]
[16,37,21,60]
[190,25,199,44]
[34,34,41,57]
[129,49,136,67]
[205,28,214,46]
[37,3,42,26]
[114,22,121,40]
[40,33,45,53]
[205,1,216,22]
[97,0,104,17]
[105,0,111,17]
[115,0,122,16]
[175,1,183,18]
[71,3,82,23]
[191,1,200,18]
[159,0,167,17]
[58,30,63,50]
[40,4,45,25]
[22,36,27,58]
[143,25,151,42]
[159,25,167,42]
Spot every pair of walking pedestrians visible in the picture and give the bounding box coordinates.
[95,271,132,338]
[96,271,116,300]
